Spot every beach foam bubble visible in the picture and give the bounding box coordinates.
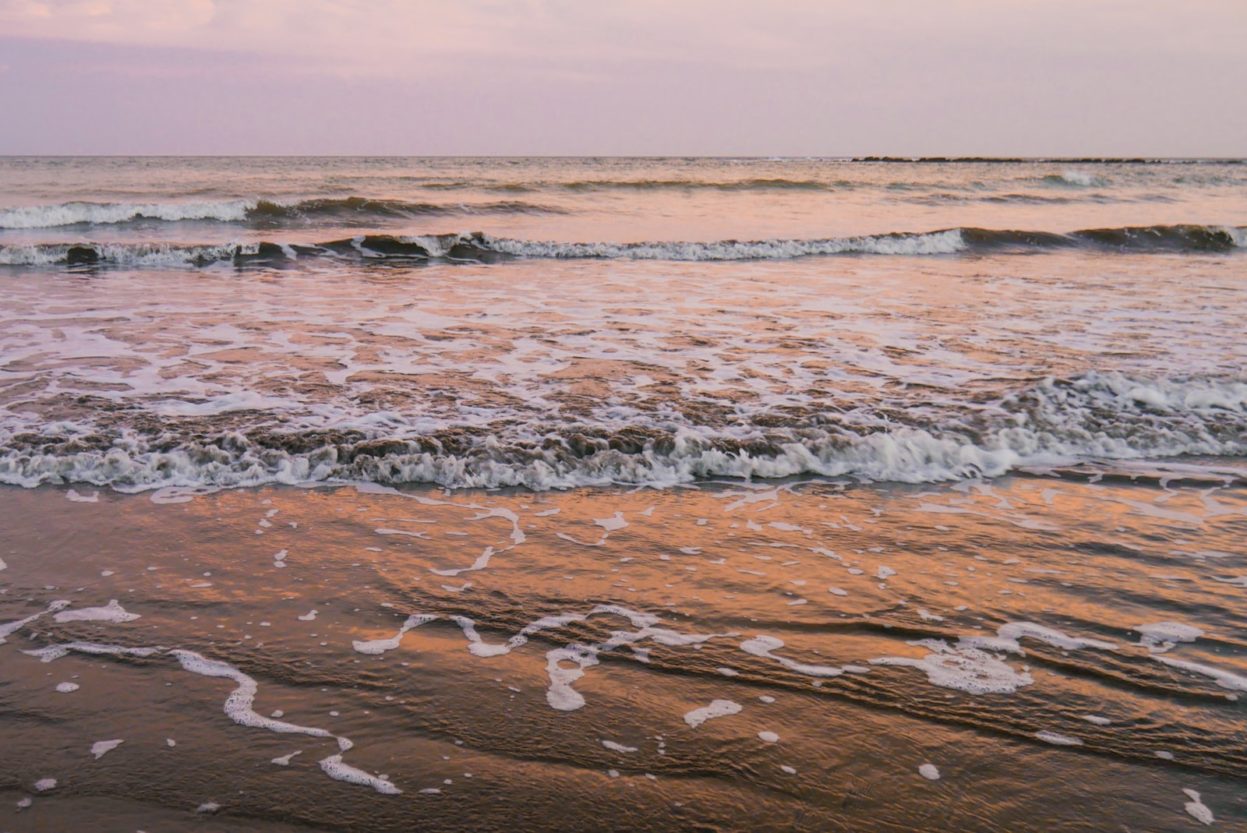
[53,600,140,624]
[683,700,742,728]
[871,639,1034,695]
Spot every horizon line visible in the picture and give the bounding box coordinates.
[1,154,1244,162]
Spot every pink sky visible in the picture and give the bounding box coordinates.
[1,0,1244,155]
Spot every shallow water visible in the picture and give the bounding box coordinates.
[2,248,1246,492]
[0,157,1245,830]
[1,476,1246,831]
[2,158,1246,493]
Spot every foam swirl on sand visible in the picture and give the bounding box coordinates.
[31,645,403,795]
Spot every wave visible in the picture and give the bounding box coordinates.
[0,197,564,229]
[851,156,1246,164]
[2,224,1243,267]
[1,373,1243,492]
[421,178,844,192]
[1040,170,1107,188]
[906,193,1131,205]
[559,178,836,191]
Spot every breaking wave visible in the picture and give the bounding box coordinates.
[0,373,1244,492]
[1,225,1243,267]
[0,197,564,229]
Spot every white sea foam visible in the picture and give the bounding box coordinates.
[984,622,1116,654]
[0,228,968,270]
[1183,789,1215,825]
[0,600,71,643]
[0,242,242,267]
[1135,622,1203,653]
[91,739,124,759]
[430,546,497,578]
[31,643,389,793]
[25,641,160,663]
[0,200,255,229]
[52,600,140,624]
[740,635,844,678]
[350,605,721,712]
[540,608,717,711]
[471,229,967,261]
[170,649,401,794]
[871,617,1115,695]
[169,649,337,737]
[683,699,742,728]
[2,372,1241,493]
[1154,655,1247,692]
[319,755,402,795]
[351,613,438,655]
[594,512,628,531]
[871,639,1034,695]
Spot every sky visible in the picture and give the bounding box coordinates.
[0,0,1244,156]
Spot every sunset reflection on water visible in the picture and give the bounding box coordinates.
[1,468,1243,830]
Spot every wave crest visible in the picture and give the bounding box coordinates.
[2,225,1242,267]
[0,197,564,229]
[1,373,1243,492]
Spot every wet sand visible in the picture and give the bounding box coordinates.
[2,470,1245,831]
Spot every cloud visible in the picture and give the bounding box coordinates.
[3,0,1246,77]
[0,0,216,33]
[0,1,1244,154]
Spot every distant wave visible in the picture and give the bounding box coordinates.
[2,372,1243,492]
[0,197,565,229]
[557,178,836,191]
[2,224,1243,267]
[420,178,847,192]
[851,156,1246,164]
[904,192,1132,205]
[1039,170,1108,188]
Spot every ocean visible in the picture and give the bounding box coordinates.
[0,156,1244,831]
